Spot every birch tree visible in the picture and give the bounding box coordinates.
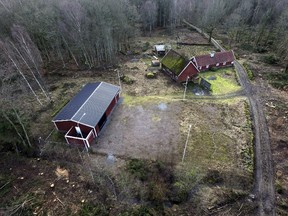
[141,0,158,36]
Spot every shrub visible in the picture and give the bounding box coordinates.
[243,62,254,80]
[276,180,284,194]
[170,181,189,203]
[255,46,268,53]
[120,205,156,216]
[120,75,134,85]
[145,72,157,79]
[262,54,279,65]
[127,159,149,181]
[265,69,288,90]
[142,42,150,52]
[240,43,254,51]
[210,67,217,72]
[148,180,168,203]
[78,202,108,216]
[202,170,223,184]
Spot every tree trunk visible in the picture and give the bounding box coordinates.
[2,110,26,152]
[13,107,32,148]
[208,29,213,43]
[2,44,43,105]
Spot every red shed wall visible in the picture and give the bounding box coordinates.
[66,137,85,145]
[55,120,94,135]
[87,131,95,145]
[105,97,117,117]
[198,61,233,71]
[115,92,120,101]
[178,63,199,82]
[54,121,74,132]
[95,125,100,134]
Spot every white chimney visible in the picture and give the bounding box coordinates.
[210,51,215,58]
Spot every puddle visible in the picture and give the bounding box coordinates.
[158,103,167,111]
[107,153,116,165]
[192,85,210,96]
[130,58,139,62]
[208,76,217,80]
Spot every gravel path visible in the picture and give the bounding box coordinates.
[184,20,275,216]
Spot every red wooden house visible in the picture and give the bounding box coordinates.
[161,49,199,82]
[52,82,120,148]
[192,50,235,71]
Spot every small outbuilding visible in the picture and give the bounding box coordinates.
[153,44,166,56]
[161,49,199,82]
[52,82,120,148]
[192,50,235,71]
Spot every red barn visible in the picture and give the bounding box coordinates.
[192,50,235,71]
[52,82,120,148]
[161,49,199,82]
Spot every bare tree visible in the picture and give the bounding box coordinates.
[141,0,158,36]
[0,40,43,105]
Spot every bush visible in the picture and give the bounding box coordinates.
[0,110,32,154]
[243,62,254,80]
[120,75,134,84]
[240,43,254,51]
[265,69,288,90]
[202,170,223,184]
[145,72,157,79]
[262,54,279,65]
[210,67,217,72]
[142,42,150,52]
[170,181,189,203]
[120,205,156,216]
[78,202,108,216]
[148,181,168,203]
[275,180,284,194]
[127,159,149,181]
[255,46,268,53]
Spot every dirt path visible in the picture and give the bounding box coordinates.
[184,20,275,216]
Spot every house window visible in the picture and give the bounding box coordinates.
[206,65,209,69]
[216,63,219,67]
[223,62,226,65]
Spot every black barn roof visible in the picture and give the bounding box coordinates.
[53,82,120,127]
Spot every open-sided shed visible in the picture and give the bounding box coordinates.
[52,82,120,148]
[153,44,166,56]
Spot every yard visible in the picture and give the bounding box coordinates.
[1,28,255,215]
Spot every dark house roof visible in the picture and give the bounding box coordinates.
[193,51,235,67]
[161,49,188,75]
[53,82,120,127]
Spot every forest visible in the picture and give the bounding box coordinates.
[0,0,288,215]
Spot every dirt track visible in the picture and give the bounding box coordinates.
[184,20,275,216]
[236,62,275,216]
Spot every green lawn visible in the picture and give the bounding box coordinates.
[200,68,241,95]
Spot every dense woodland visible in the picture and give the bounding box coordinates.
[0,0,288,151]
